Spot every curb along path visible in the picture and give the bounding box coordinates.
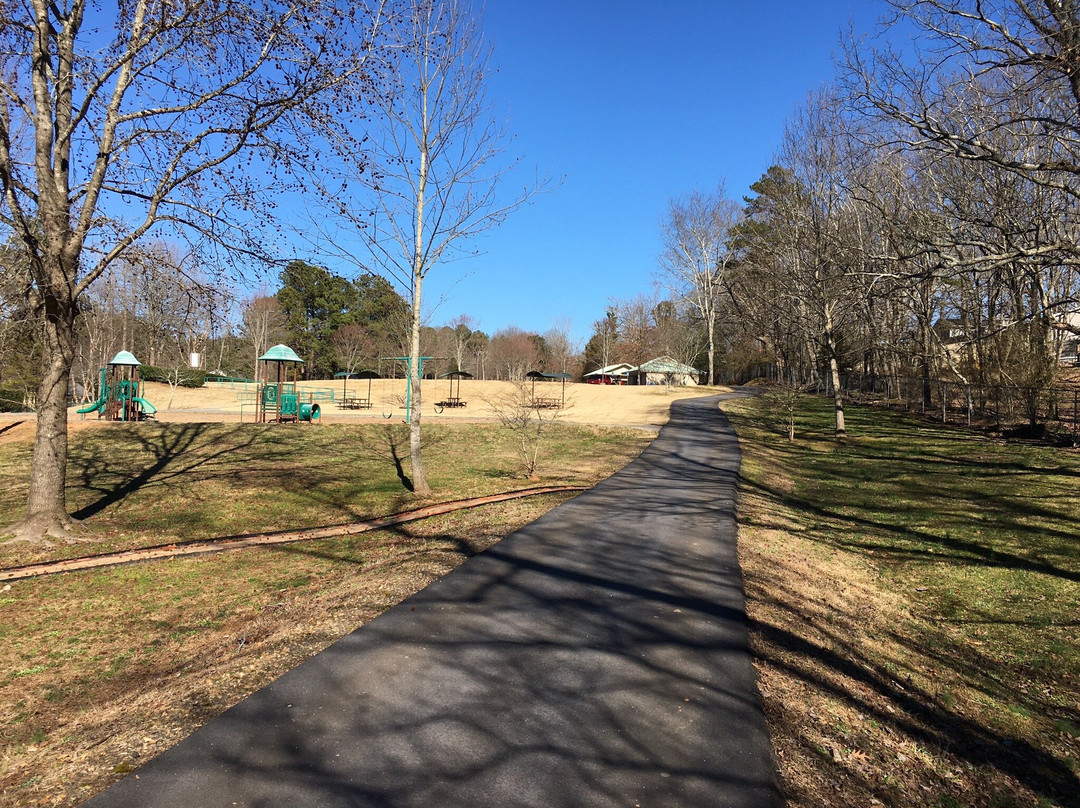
[83,391,782,808]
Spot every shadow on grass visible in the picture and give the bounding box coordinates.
[743,475,1080,584]
[70,423,262,520]
[749,586,1080,807]
[731,397,1080,806]
[356,424,415,492]
[0,420,26,438]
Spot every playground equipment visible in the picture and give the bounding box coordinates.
[434,371,472,413]
[381,355,445,423]
[334,370,380,409]
[77,351,157,421]
[254,344,320,423]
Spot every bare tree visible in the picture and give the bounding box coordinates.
[486,382,564,480]
[321,0,539,494]
[614,294,659,367]
[331,323,378,374]
[448,314,479,372]
[658,184,741,385]
[846,0,1080,200]
[488,327,542,381]
[240,296,288,380]
[544,315,579,374]
[0,0,388,542]
[585,309,619,372]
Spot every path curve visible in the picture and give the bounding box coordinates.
[82,390,782,808]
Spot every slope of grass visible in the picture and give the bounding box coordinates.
[727,395,1080,808]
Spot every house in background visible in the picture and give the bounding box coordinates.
[628,356,702,386]
[1055,312,1080,365]
[583,363,634,385]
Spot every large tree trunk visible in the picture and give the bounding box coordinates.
[8,285,80,542]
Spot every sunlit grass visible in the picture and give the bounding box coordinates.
[727,394,1080,807]
[0,421,646,566]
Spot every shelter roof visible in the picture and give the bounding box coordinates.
[439,371,474,379]
[526,371,572,380]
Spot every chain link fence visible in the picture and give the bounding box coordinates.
[830,373,1080,441]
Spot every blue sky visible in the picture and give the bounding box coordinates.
[417,0,885,345]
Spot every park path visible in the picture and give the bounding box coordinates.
[82,391,782,808]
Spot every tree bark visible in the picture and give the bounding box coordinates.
[824,311,846,438]
[409,267,429,495]
[8,279,79,542]
[707,311,716,386]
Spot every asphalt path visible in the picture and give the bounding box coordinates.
[82,390,782,808]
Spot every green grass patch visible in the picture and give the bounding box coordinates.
[727,394,1080,807]
[0,421,645,566]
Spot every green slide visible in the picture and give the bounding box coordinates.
[76,398,106,415]
[132,397,157,415]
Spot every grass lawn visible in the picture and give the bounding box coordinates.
[0,420,652,807]
[726,394,1080,808]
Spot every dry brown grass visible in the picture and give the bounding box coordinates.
[729,395,1080,808]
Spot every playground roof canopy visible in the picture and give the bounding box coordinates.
[109,350,141,366]
[526,371,572,380]
[259,344,304,363]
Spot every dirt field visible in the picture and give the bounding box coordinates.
[0,379,727,444]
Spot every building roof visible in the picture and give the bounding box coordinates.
[583,363,634,377]
[633,356,700,376]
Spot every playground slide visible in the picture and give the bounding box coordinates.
[132,397,157,415]
[76,397,106,415]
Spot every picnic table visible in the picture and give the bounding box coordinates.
[532,397,562,410]
[434,397,467,413]
[338,397,372,410]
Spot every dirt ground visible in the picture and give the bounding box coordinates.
[0,379,725,444]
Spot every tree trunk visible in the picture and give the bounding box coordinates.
[707,310,716,386]
[824,313,846,438]
[829,351,846,438]
[8,287,80,542]
[408,273,429,495]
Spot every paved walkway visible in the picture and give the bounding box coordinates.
[83,392,782,808]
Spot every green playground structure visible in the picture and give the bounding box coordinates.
[253,345,320,424]
[77,351,157,421]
